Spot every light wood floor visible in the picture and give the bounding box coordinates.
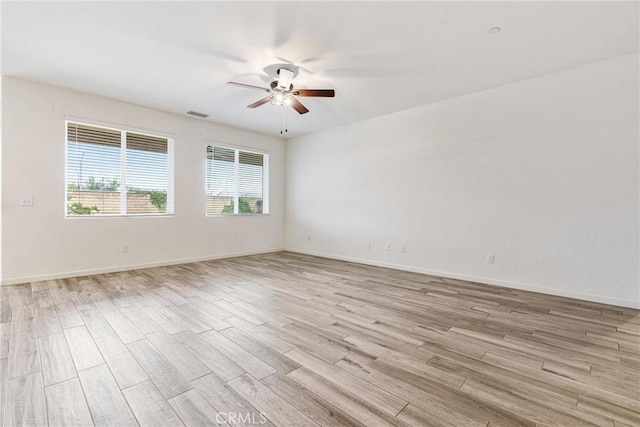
[0,252,638,426]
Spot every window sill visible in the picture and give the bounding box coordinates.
[206,213,270,217]
[65,214,175,219]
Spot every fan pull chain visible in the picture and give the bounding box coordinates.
[280,108,289,134]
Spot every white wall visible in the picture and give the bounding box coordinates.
[285,53,640,308]
[2,77,285,284]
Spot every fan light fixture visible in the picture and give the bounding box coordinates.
[271,92,293,107]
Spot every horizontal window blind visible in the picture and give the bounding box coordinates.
[66,121,173,216]
[126,132,170,214]
[66,122,122,215]
[206,145,267,215]
[67,122,121,147]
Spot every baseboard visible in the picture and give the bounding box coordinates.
[1,248,284,286]
[5,246,638,310]
[286,248,640,310]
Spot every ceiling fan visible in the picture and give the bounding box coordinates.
[227,66,335,115]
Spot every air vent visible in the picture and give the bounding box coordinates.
[187,111,209,118]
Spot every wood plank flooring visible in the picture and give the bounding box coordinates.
[0,251,638,426]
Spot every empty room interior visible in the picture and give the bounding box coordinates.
[1,1,639,426]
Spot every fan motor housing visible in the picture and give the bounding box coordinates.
[270,81,293,91]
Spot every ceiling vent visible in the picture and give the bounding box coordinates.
[187,110,209,118]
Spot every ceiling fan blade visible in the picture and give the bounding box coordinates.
[291,98,309,114]
[293,89,335,97]
[248,96,272,108]
[228,82,269,91]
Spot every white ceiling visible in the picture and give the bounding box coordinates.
[2,1,638,138]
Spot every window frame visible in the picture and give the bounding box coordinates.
[205,142,270,217]
[64,118,175,218]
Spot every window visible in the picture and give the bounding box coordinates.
[206,145,268,215]
[66,121,173,216]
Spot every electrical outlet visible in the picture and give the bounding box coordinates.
[367,242,372,249]
[401,245,407,253]
[20,196,33,206]
[487,254,495,264]
[385,243,391,251]
[121,244,128,254]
